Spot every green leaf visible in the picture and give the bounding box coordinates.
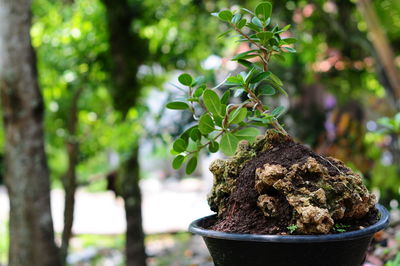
[251,17,263,28]
[250,71,271,83]
[231,13,242,24]
[276,86,288,97]
[258,84,276,95]
[228,107,247,124]
[178,73,193,86]
[186,156,198,175]
[267,80,288,97]
[232,49,259,61]
[173,138,188,153]
[269,72,283,86]
[214,115,223,127]
[281,37,297,44]
[193,86,204,97]
[172,155,185,169]
[221,90,231,104]
[234,127,260,142]
[218,10,233,22]
[271,106,285,117]
[203,89,221,116]
[180,126,196,141]
[220,104,227,117]
[166,101,190,110]
[246,22,261,32]
[256,32,273,43]
[198,114,215,134]
[269,38,279,47]
[237,59,254,68]
[282,46,297,53]
[280,24,291,32]
[226,75,244,85]
[208,141,219,153]
[218,29,232,38]
[220,133,239,156]
[255,2,272,21]
[245,67,259,84]
[273,54,286,62]
[237,19,247,29]
[190,128,202,141]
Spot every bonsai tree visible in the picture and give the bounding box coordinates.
[167,2,377,235]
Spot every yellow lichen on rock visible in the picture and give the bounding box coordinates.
[255,156,376,234]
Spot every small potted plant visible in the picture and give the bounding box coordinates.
[166,2,389,265]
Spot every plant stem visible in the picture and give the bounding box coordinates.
[231,24,267,52]
[229,22,289,136]
[186,131,224,156]
[244,86,288,135]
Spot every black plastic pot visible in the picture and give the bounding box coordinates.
[189,204,389,266]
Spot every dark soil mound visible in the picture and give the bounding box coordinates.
[208,132,378,235]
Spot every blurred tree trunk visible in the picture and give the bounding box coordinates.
[102,0,148,265]
[120,148,147,266]
[357,0,400,103]
[0,1,60,266]
[60,87,84,265]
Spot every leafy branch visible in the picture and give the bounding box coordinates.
[166,2,297,174]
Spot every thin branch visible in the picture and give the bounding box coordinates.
[186,130,224,155]
[231,23,268,52]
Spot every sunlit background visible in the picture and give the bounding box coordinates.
[0,0,400,265]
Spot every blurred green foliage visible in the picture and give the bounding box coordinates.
[0,0,399,264]
[31,0,144,187]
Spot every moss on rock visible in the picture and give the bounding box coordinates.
[207,130,376,234]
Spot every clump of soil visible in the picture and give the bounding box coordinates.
[207,130,378,235]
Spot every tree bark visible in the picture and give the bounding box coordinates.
[60,87,83,265]
[102,0,148,265]
[120,148,147,266]
[0,1,60,265]
[101,0,148,116]
[357,0,400,103]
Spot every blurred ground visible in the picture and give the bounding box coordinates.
[0,177,213,235]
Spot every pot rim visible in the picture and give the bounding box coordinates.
[188,204,390,243]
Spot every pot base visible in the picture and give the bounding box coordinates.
[189,204,389,266]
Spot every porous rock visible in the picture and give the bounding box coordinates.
[208,130,376,234]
